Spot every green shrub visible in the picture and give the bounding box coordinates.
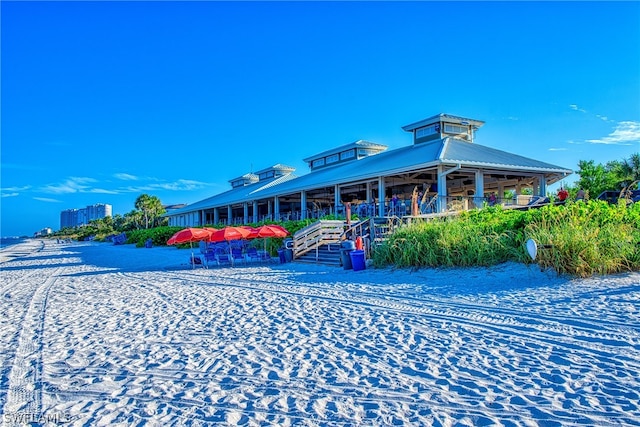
[373,201,640,277]
[127,226,183,247]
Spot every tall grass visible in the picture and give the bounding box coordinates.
[373,201,640,277]
[524,201,640,277]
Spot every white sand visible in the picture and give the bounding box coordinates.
[1,239,639,426]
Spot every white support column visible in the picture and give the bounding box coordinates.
[274,196,280,221]
[267,200,272,220]
[300,190,307,220]
[214,207,219,224]
[243,202,249,224]
[437,165,447,212]
[334,184,340,215]
[539,174,547,197]
[366,182,372,203]
[227,205,232,225]
[253,201,258,223]
[497,184,504,204]
[475,170,485,208]
[378,176,385,217]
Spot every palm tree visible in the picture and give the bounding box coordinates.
[134,194,166,229]
[620,153,640,188]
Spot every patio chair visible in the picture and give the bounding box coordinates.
[231,247,245,265]
[190,255,204,268]
[258,250,273,262]
[216,251,232,267]
[246,247,261,262]
[204,250,217,268]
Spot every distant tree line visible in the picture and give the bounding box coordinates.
[51,194,167,240]
[569,153,640,200]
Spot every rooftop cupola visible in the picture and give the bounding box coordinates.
[303,140,388,172]
[253,164,296,181]
[229,173,259,188]
[402,113,485,144]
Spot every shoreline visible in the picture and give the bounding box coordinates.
[1,239,638,425]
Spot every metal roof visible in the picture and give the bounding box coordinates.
[169,173,298,215]
[302,140,388,163]
[170,137,572,215]
[440,138,573,173]
[402,113,485,132]
[253,164,296,175]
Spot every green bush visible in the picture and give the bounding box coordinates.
[127,226,183,247]
[373,201,640,277]
[524,200,640,277]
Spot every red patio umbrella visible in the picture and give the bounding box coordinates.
[241,226,260,239]
[167,227,212,245]
[255,225,289,238]
[209,226,254,243]
[254,224,289,254]
[167,227,213,268]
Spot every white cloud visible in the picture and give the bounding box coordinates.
[33,197,62,203]
[569,104,586,113]
[586,121,640,145]
[114,173,139,181]
[40,177,97,194]
[1,185,31,192]
[549,148,568,151]
[1,192,19,198]
[123,179,210,193]
[152,179,209,191]
[90,188,121,194]
[35,175,208,197]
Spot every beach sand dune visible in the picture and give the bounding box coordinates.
[1,240,638,426]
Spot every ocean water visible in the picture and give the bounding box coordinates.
[0,237,27,249]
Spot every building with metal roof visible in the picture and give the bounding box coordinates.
[167,114,572,227]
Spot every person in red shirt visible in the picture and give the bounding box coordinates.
[557,187,569,201]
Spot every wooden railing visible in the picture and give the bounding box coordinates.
[292,220,344,259]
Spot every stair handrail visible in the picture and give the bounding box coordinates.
[292,220,344,259]
[341,219,369,240]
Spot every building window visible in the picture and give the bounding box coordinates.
[444,124,468,134]
[340,149,355,160]
[259,171,275,180]
[312,158,325,168]
[416,124,438,138]
[327,154,339,164]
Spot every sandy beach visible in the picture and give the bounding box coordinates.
[1,239,638,426]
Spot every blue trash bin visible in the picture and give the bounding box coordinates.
[350,250,366,271]
[341,249,353,270]
[277,249,287,264]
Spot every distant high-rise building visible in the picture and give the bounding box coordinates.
[60,204,112,229]
[85,203,112,222]
[60,209,79,229]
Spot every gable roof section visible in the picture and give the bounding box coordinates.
[167,173,298,215]
[302,140,388,163]
[254,141,445,199]
[170,138,572,215]
[440,138,572,173]
[402,113,485,132]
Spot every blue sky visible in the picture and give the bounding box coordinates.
[2,1,639,237]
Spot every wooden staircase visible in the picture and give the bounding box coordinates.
[294,243,342,266]
[370,217,399,248]
[289,218,403,266]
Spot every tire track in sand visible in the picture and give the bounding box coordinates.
[1,268,60,426]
